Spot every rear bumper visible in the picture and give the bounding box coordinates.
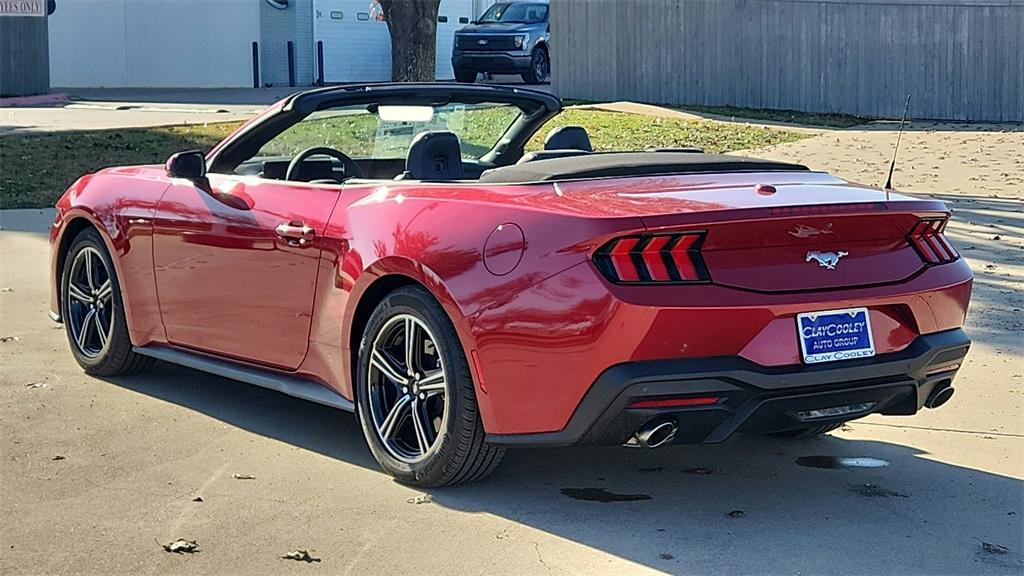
[453,52,532,72]
[486,328,970,446]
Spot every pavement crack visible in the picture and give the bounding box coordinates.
[533,542,552,573]
[857,422,1024,438]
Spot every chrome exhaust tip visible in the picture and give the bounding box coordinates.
[624,418,678,449]
[925,380,955,409]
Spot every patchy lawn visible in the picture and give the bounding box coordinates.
[528,108,808,152]
[680,105,867,128]
[1,123,240,210]
[0,109,808,209]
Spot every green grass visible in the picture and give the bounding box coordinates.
[528,108,807,153]
[1,123,240,210]
[0,109,809,209]
[679,105,867,128]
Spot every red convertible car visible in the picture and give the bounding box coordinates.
[49,84,972,486]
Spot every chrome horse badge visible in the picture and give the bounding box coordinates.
[806,251,848,270]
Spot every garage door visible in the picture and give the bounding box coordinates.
[435,0,473,80]
[314,0,473,83]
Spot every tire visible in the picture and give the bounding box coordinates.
[60,227,153,376]
[521,46,549,85]
[355,286,504,487]
[767,422,845,440]
[454,69,477,83]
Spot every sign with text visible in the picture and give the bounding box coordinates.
[0,0,45,17]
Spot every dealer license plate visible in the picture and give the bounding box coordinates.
[797,307,875,364]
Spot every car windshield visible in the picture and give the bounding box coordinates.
[256,101,523,161]
[478,2,548,24]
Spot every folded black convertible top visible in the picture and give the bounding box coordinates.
[478,152,809,184]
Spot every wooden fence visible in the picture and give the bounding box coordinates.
[551,0,1023,121]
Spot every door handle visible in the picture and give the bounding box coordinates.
[275,221,316,246]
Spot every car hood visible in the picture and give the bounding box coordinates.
[457,23,537,34]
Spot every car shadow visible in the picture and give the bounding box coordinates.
[104,360,1024,574]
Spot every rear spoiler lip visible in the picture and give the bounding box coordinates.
[638,199,951,232]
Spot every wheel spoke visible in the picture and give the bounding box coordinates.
[94,312,108,348]
[418,370,445,395]
[68,283,92,304]
[76,308,96,349]
[83,252,96,290]
[410,398,432,454]
[404,316,418,373]
[378,394,411,441]
[371,349,408,386]
[95,279,112,305]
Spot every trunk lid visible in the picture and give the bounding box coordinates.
[556,172,949,293]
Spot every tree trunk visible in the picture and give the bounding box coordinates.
[379,0,441,82]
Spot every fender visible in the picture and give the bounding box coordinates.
[50,170,171,346]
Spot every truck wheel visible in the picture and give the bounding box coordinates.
[454,69,477,83]
[521,46,548,85]
[355,286,504,486]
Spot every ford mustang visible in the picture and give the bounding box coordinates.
[48,83,972,486]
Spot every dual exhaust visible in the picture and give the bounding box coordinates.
[624,381,954,449]
[624,418,678,449]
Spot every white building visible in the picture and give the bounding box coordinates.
[48,0,493,88]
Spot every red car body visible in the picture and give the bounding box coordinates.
[49,84,971,450]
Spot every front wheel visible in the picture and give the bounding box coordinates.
[355,286,503,486]
[61,227,153,376]
[521,47,549,84]
[454,69,477,83]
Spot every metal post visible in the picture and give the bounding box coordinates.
[251,41,260,88]
[316,40,325,86]
[287,41,296,87]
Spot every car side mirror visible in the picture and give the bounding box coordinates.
[165,150,207,181]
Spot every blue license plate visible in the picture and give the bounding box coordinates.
[796,308,875,364]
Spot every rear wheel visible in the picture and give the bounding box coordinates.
[521,46,549,84]
[61,228,153,376]
[355,286,503,486]
[454,69,477,83]
[767,422,845,439]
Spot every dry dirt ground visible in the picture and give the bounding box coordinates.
[1,120,1022,576]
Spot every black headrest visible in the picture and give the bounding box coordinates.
[404,131,464,180]
[517,149,592,164]
[544,125,592,152]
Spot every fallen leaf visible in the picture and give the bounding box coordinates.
[1,287,13,292]
[162,539,199,554]
[25,382,47,388]
[282,549,321,563]
[51,455,65,461]
[0,336,20,343]
[727,510,745,518]
[406,494,432,505]
[191,496,204,502]
[982,542,1008,554]
[659,553,675,560]
[232,473,255,480]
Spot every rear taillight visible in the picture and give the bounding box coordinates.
[594,233,709,284]
[909,218,959,265]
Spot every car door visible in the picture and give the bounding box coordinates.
[152,175,341,370]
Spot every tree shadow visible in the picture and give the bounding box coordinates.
[104,360,1023,574]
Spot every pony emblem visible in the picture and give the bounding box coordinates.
[806,251,848,270]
